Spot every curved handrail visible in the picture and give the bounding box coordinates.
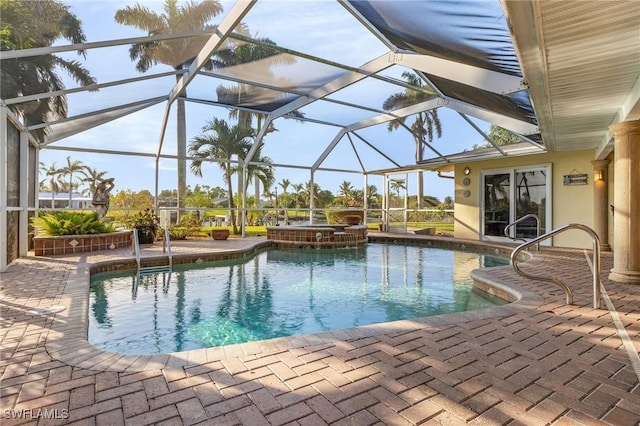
[504,214,540,249]
[510,223,601,309]
[163,226,173,267]
[132,229,141,269]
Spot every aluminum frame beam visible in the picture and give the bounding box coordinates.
[269,54,394,119]
[38,97,167,146]
[168,1,256,105]
[395,53,527,95]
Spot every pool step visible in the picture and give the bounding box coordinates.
[139,265,172,274]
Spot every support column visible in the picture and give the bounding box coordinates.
[0,106,8,272]
[591,159,611,251]
[608,120,640,284]
[309,171,315,225]
[19,131,30,257]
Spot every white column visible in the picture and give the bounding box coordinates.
[608,120,640,284]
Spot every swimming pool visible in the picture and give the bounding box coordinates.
[88,244,508,355]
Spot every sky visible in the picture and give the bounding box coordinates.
[37,0,495,202]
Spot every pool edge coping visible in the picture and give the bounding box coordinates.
[44,236,543,373]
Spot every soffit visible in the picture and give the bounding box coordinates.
[507,0,640,156]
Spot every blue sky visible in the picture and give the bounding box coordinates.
[38,0,494,201]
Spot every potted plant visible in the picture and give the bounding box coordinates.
[210,228,230,240]
[132,208,159,244]
[343,215,362,225]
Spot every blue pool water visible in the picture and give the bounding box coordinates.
[88,244,508,355]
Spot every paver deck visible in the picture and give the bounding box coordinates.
[1,234,639,425]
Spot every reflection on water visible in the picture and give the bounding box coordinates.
[89,244,508,355]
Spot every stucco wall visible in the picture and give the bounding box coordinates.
[453,149,599,249]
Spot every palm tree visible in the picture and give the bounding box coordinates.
[338,181,354,205]
[389,178,406,198]
[292,183,304,208]
[81,166,109,197]
[366,184,379,208]
[243,143,275,208]
[279,179,291,194]
[383,71,442,209]
[1,0,96,142]
[472,124,523,150]
[302,181,321,208]
[188,118,254,235]
[39,162,64,208]
[115,0,224,211]
[60,156,86,208]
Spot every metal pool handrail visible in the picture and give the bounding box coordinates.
[163,226,173,267]
[131,227,173,272]
[510,223,601,309]
[132,228,141,270]
[504,214,540,249]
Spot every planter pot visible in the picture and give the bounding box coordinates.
[211,229,230,240]
[135,225,157,244]
[343,215,362,225]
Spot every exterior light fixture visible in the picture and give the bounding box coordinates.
[463,167,471,175]
[594,170,604,181]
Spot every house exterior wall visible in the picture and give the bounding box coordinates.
[453,149,599,249]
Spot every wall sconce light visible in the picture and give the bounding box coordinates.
[463,166,471,175]
[594,170,604,181]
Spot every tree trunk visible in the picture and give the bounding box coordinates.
[176,72,187,224]
[226,172,238,235]
[236,166,244,232]
[254,176,260,207]
[68,175,73,208]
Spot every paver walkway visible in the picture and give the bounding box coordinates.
[1,235,639,425]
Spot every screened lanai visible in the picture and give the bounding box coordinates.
[2,1,639,279]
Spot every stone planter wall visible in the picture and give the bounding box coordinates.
[33,231,132,256]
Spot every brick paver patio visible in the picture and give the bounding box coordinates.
[1,235,639,425]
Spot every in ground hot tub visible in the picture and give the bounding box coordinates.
[266,225,367,248]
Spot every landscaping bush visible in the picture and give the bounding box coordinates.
[31,211,116,236]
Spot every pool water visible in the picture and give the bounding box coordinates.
[88,244,508,355]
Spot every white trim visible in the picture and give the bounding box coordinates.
[0,105,8,272]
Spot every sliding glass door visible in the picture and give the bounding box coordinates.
[483,173,511,238]
[481,165,551,242]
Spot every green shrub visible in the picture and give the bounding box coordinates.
[168,227,188,240]
[31,211,116,236]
